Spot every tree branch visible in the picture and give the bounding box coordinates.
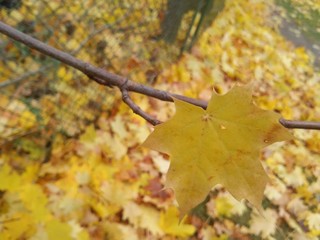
[120,78,161,125]
[0,20,319,129]
[279,118,320,130]
[0,21,206,108]
[121,88,161,126]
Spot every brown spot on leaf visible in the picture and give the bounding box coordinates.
[207,176,214,181]
[264,123,282,143]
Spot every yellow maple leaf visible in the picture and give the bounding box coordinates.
[0,164,21,191]
[45,219,73,240]
[1,213,36,239]
[104,222,139,240]
[19,183,51,221]
[159,206,196,237]
[249,209,278,237]
[306,213,320,237]
[19,110,37,129]
[122,201,163,235]
[143,85,291,216]
[80,124,96,143]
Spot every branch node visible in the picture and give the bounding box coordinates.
[121,88,161,126]
[121,88,129,101]
[120,78,129,90]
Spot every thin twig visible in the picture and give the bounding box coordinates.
[73,9,132,55]
[0,20,320,129]
[0,218,20,224]
[279,118,320,130]
[121,89,161,126]
[120,78,161,125]
[0,65,49,88]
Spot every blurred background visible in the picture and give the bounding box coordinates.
[0,0,319,239]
